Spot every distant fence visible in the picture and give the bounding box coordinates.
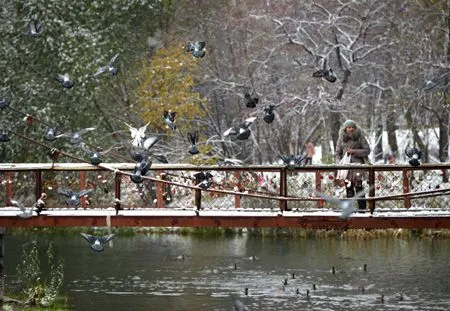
[1,163,450,212]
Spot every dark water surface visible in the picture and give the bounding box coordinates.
[4,232,450,310]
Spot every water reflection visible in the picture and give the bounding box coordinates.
[5,233,450,310]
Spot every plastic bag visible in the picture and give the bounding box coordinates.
[336,152,351,180]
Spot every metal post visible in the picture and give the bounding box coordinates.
[79,171,86,207]
[0,227,4,307]
[315,170,323,208]
[279,168,287,211]
[234,171,241,209]
[156,170,164,208]
[35,170,42,202]
[194,175,202,212]
[114,172,121,209]
[368,167,375,213]
[402,169,411,209]
[5,172,12,206]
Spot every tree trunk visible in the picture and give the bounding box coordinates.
[386,102,399,158]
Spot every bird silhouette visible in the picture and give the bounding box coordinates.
[94,53,120,77]
[0,128,10,142]
[187,131,200,155]
[43,127,61,142]
[11,198,34,219]
[56,188,94,208]
[124,121,151,148]
[163,110,177,130]
[185,41,206,58]
[279,154,305,170]
[262,105,275,123]
[405,146,422,166]
[244,92,259,108]
[194,171,213,189]
[312,68,337,83]
[0,97,9,109]
[80,233,115,252]
[315,190,369,220]
[55,73,74,88]
[223,117,257,140]
[57,127,95,145]
[26,19,44,37]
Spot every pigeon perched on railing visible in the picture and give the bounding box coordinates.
[223,117,257,140]
[81,233,115,252]
[405,146,422,166]
[312,68,337,83]
[57,127,95,145]
[55,73,74,88]
[185,41,206,58]
[56,188,94,208]
[130,159,152,184]
[0,97,9,109]
[34,193,47,216]
[244,92,258,108]
[26,19,44,37]
[163,110,177,130]
[262,105,275,123]
[94,53,120,77]
[187,131,200,155]
[279,154,305,170]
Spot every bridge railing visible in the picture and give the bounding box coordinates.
[0,163,449,212]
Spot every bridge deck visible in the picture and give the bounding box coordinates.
[2,208,450,229]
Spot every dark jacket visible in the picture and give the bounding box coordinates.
[335,127,370,164]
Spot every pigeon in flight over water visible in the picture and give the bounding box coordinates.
[223,117,257,140]
[57,188,94,208]
[405,146,422,166]
[11,198,35,219]
[81,233,115,252]
[187,131,200,155]
[244,92,259,108]
[185,41,206,58]
[26,19,44,37]
[233,298,249,311]
[163,110,177,130]
[316,191,357,220]
[94,53,120,77]
[58,127,95,145]
[263,105,275,123]
[55,73,74,88]
[313,68,337,83]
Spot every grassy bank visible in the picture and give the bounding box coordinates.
[6,227,450,239]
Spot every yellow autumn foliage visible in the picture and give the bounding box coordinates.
[135,42,209,134]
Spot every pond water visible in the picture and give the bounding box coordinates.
[4,232,450,310]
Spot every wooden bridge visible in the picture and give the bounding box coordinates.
[1,162,450,229]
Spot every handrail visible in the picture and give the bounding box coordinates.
[1,163,449,212]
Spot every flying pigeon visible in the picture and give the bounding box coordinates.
[57,127,95,145]
[124,121,151,148]
[163,110,177,130]
[193,171,213,190]
[312,68,337,83]
[0,128,10,142]
[11,198,35,219]
[26,19,44,37]
[233,298,249,311]
[244,92,259,108]
[130,135,160,162]
[279,154,305,170]
[0,97,9,109]
[316,191,356,220]
[154,154,169,163]
[217,158,244,166]
[420,71,450,92]
[185,41,206,58]
[80,142,115,165]
[262,105,275,123]
[56,188,94,208]
[187,131,200,155]
[223,117,257,140]
[55,73,74,88]
[405,146,422,166]
[94,53,120,77]
[80,233,115,252]
[43,127,60,141]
